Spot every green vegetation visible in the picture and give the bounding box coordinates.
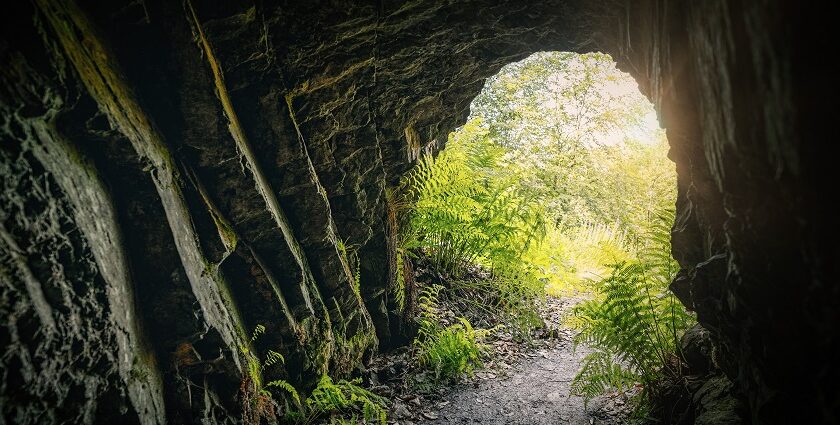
[413,285,488,384]
[289,376,387,425]
[239,325,386,424]
[402,118,547,276]
[569,207,694,415]
[400,51,693,412]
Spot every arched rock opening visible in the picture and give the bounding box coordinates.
[0,1,835,423]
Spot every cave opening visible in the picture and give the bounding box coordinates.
[397,51,690,421]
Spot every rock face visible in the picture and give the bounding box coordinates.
[605,2,838,424]
[0,0,835,424]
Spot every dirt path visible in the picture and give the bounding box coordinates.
[416,298,629,425]
[373,296,630,425]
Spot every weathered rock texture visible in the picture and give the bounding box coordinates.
[0,0,835,424]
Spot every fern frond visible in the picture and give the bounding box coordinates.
[571,204,694,410]
[263,350,285,369]
[251,324,266,342]
[265,379,301,408]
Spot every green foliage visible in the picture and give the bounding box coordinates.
[413,285,488,384]
[264,350,285,369]
[239,325,300,424]
[393,250,407,313]
[402,52,676,298]
[299,376,387,425]
[401,118,549,355]
[415,317,487,384]
[570,351,640,397]
[400,51,686,418]
[251,324,266,341]
[527,222,631,296]
[264,379,301,408]
[569,207,694,411]
[403,119,546,275]
[469,51,675,238]
[239,326,386,424]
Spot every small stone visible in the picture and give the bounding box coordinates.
[421,412,438,420]
[392,401,411,419]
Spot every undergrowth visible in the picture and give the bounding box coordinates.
[287,376,387,425]
[569,207,694,418]
[239,325,386,425]
[401,120,547,277]
[413,285,488,385]
[392,52,685,418]
[399,123,550,386]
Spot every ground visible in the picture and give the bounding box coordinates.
[366,296,632,425]
[420,340,627,424]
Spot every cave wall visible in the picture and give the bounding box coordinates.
[0,0,835,423]
[597,1,838,423]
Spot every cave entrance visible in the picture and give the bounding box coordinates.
[459,51,676,295]
[399,52,692,420]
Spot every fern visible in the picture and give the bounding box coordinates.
[303,376,387,425]
[571,351,638,399]
[250,324,266,342]
[415,317,487,383]
[240,324,297,424]
[402,120,547,275]
[394,250,406,313]
[242,324,387,424]
[413,285,488,384]
[264,379,301,408]
[263,350,285,369]
[570,206,694,412]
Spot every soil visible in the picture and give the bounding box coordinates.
[366,296,632,425]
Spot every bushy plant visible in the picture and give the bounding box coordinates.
[569,207,694,414]
[403,119,546,276]
[296,376,387,425]
[416,318,487,383]
[400,121,547,361]
[413,285,488,384]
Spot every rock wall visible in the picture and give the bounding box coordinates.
[597,1,838,423]
[0,0,835,423]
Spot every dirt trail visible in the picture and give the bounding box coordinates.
[417,299,629,425]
